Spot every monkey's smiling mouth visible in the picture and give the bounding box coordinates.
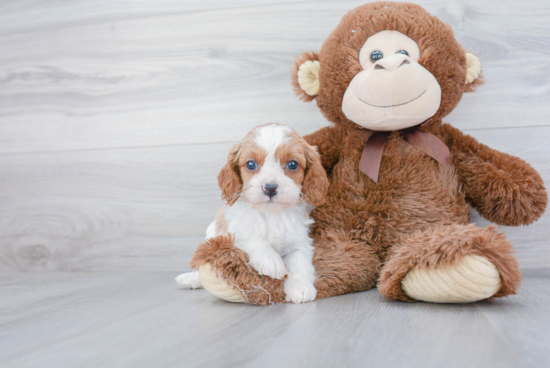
[358,90,427,108]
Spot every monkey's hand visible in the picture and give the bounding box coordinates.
[442,123,547,226]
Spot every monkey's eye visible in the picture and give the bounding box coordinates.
[396,50,409,56]
[246,160,257,171]
[286,160,299,171]
[370,50,383,62]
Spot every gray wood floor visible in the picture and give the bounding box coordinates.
[1,0,549,367]
[1,270,550,368]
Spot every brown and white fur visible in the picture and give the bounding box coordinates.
[176,123,329,303]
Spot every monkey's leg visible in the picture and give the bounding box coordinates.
[378,224,521,303]
[191,229,381,304]
[190,235,285,305]
[313,229,381,299]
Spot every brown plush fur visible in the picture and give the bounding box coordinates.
[191,235,286,305]
[441,123,547,226]
[196,2,547,304]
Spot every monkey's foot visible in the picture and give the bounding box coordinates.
[191,235,286,305]
[401,255,501,303]
[379,224,521,303]
[198,264,247,303]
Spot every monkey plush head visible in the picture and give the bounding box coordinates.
[292,2,482,131]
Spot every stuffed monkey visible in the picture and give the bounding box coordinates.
[191,2,547,304]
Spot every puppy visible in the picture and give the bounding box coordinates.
[176,123,329,303]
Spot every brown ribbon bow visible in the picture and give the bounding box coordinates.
[358,125,450,183]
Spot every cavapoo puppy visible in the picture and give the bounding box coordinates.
[176,123,329,303]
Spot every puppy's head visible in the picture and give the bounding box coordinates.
[218,123,329,210]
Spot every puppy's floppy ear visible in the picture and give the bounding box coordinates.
[464,52,483,93]
[218,143,242,206]
[291,51,320,102]
[301,140,329,207]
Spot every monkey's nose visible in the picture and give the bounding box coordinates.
[263,183,278,198]
[374,54,410,72]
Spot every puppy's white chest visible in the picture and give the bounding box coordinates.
[252,211,299,244]
[263,215,294,250]
[225,202,309,253]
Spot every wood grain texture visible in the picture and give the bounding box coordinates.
[0,0,549,153]
[0,0,549,272]
[1,270,549,368]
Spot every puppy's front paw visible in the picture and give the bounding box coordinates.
[249,252,287,279]
[284,277,317,303]
[175,271,202,289]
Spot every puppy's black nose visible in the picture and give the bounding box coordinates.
[263,183,278,198]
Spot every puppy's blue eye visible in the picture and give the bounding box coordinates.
[246,160,257,171]
[396,50,408,56]
[286,160,298,171]
[370,50,383,62]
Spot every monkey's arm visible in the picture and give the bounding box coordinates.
[441,123,547,226]
[303,125,343,174]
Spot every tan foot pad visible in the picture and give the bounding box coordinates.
[402,255,501,303]
[198,264,247,303]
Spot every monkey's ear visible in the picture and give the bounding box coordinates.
[291,51,320,102]
[464,52,483,92]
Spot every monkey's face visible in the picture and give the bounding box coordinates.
[342,31,441,131]
[291,2,483,131]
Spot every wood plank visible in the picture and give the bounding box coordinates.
[0,0,549,154]
[0,140,230,271]
[0,0,322,36]
[1,270,549,367]
[476,269,550,368]
[0,125,548,272]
